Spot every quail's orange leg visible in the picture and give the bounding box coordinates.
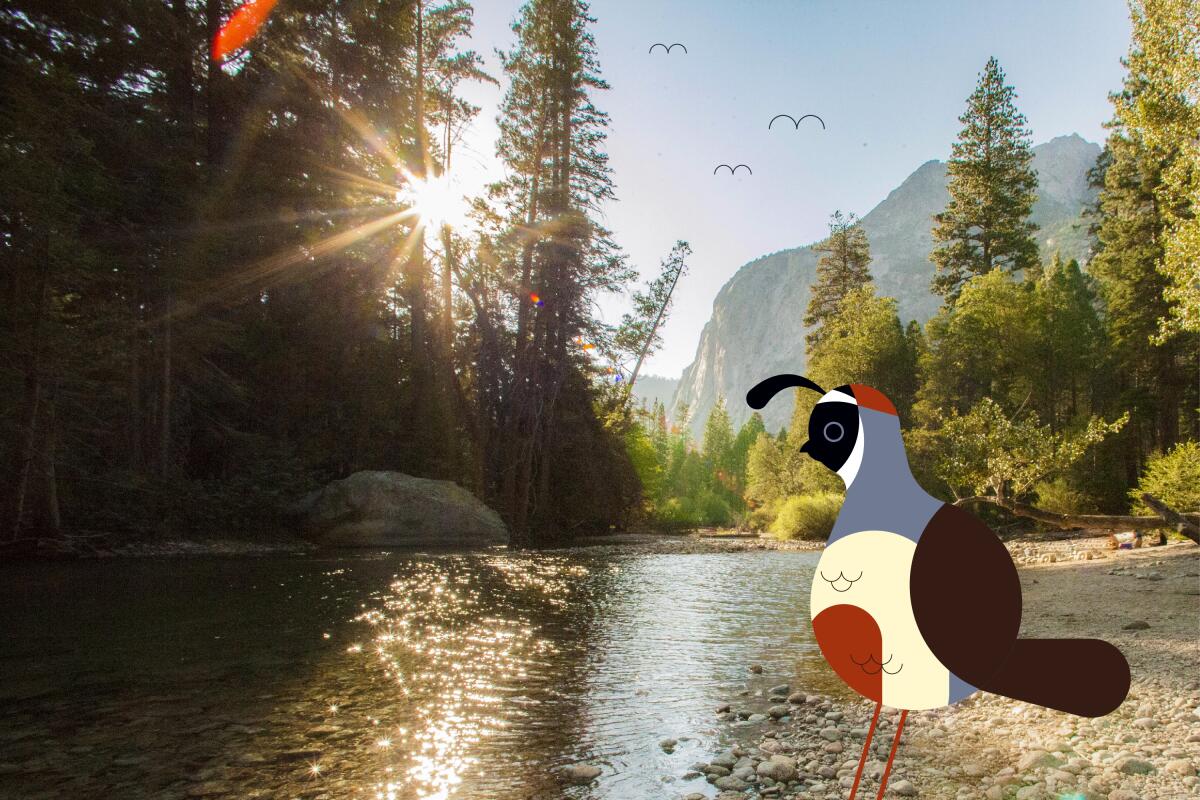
[847,701,881,800]
[875,709,908,800]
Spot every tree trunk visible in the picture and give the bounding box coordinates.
[205,0,225,166]
[9,251,49,541]
[1140,494,1200,545]
[159,290,173,478]
[954,495,1200,539]
[625,255,685,403]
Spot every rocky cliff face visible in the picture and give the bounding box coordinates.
[671,134,1102,435]
[630,374,679,412]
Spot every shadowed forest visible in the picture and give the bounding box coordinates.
[2,0,1197,552]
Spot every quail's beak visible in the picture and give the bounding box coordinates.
[799,441,811,454]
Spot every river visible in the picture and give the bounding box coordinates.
[0,542,847,800]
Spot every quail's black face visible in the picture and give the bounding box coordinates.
[801,392,860,473]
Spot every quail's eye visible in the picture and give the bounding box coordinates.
[823,421,844,442]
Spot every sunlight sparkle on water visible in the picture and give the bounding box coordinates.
[339,558,562,799]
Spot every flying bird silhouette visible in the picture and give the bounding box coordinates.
[768,113,826,130]
[713,164,752,175]
[648,43,687,54]
[746,375,1130,800]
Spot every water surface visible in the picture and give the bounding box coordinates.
[0,544,843,799]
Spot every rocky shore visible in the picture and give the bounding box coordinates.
[679,538,1199,800]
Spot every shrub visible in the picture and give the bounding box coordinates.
[693,489,734,527]
[743,499,781,532]
[1131,441,1200,516]
[769,493,842,541]
[654,489,734,528]
[1033,477,1097,516]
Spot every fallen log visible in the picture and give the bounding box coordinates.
[953,495,1200,545]
[1140,493,1200,545]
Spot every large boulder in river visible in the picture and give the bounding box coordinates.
[299,471,508,547]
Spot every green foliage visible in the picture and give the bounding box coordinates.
[1033,477,1098,516]
[1090,128,1200,487]
[623,399,747,529]
[614,241,691,389]
[769,494,843,541]
[808,284,920,419]
[931,57,1039,301]
[1131,441,1200,515]
[804,211,873,352]
[730,413,766,490]
[702,396,736,475]
[1030,255,1105,429]
[936,398,1128,504]
[917,267,1042,420]
[1117,0,1200,338]
[746,433,791,506]
[624,423,662,503]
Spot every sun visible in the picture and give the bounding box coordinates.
[398,172,470,231]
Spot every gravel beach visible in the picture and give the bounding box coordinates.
[684,537,1199,800]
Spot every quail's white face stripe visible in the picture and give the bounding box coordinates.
[817,390,856,405]
[837,422,864,485]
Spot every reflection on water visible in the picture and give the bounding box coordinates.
[0,546,845,799]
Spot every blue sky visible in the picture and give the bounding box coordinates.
[452,0,1133,378]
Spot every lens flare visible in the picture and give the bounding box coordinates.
[212,0,279,63]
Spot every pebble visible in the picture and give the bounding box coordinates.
[1122,620,1151,630]
[1017,750,1061,771]
[560,764,601,784]
[1113,756,1154,775]
[749,664,763,674]
[713,775,749,790]
[890,778,918,796]
[1165,758,1194,776]
[756,755,796,782]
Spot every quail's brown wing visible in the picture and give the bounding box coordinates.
[909,504,1023,686]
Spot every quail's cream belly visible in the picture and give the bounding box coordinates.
[810,530,951,710]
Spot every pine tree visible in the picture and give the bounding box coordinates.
[701,396,735,476]
[1114,0,1199,338]
[808,284,919,419]
[931,57,1039,301]
[1032,254,1104,430]
[730,412,767,489]
[488,0,634,542]
[1090,131,1199,485]
[804,211,873,352]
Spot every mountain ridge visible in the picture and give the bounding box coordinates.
[670,134,1102,435]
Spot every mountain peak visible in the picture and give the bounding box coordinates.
[670,137,1101,434]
